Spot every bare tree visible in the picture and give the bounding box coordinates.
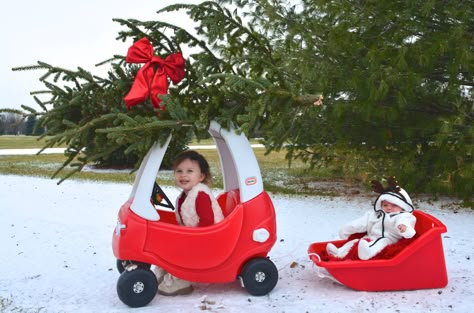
[0,112,26,135]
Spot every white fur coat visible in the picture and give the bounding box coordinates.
[175,183,224,227]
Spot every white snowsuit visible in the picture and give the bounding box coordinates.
[327,188,416,260]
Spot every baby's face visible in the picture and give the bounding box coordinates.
[382,200,403,213]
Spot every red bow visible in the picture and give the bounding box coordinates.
[124,37,185,110]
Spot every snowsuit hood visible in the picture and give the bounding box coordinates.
[371,177,414,213]
[373,188,414,213]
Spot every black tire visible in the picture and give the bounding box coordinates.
[241,257,278,296]
[116,259,151,274]
[116,259,126,273]
[116,267,158,308]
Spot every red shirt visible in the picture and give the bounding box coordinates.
[177,191,215,227]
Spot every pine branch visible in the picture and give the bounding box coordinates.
[95,119,187,134]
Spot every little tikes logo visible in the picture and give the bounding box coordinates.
[245,177,257,186]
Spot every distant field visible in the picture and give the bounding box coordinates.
[0,135,63,149]
[0,136,256,149]
[0,136,469,205]
[0,135,351,196]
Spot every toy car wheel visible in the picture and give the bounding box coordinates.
[116,267,158,308]
[116,259,151,274]
[241,257,278,296]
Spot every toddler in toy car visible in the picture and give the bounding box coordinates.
[154,150,224,295]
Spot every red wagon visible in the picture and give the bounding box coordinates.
[308,210,448,291]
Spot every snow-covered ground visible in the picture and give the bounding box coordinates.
[1,174,473,313]
[0,148,66,156]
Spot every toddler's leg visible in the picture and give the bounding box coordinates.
[153,266,166,285]
[158,273,193,296]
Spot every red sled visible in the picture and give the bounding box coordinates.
[308,210,448,291]
[112,121,278,307]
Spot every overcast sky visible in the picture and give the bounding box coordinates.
[1,0,202,112]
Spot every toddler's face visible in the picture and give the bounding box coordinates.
[382,200,403,213]
[174,158,205,193]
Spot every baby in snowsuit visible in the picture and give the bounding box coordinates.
[326,177,416,260]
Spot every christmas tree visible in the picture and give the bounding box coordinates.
[11,0,473,200]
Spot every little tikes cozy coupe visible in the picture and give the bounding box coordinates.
[112,121,278,307]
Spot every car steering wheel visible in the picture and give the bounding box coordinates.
[151,182,175,210]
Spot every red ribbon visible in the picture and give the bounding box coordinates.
[124,37,185,110]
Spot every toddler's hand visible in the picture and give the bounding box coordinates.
[398,224,407,233]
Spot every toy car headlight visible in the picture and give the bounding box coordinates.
[253,228,270,243]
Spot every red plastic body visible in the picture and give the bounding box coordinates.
[112,189,277,283]
[308,210,448,291]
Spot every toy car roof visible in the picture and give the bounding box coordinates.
[129,121,264,221]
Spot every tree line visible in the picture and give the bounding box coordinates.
[0,112,44,136]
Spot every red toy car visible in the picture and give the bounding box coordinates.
[112,121,278,307]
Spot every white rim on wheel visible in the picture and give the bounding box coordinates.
[255,272,266,283]
[133,281,145,294]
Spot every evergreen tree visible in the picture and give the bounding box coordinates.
[12,0,472,200]
[287,0,473,198]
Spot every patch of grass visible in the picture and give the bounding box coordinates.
[0,136,260,149]
[3,145,370,199]
[0,137,392,198]
[0,154,137,184]
[0,135,62,149]
[0,131,384,200]
[0,148,343,194]
[1,137,471,207]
